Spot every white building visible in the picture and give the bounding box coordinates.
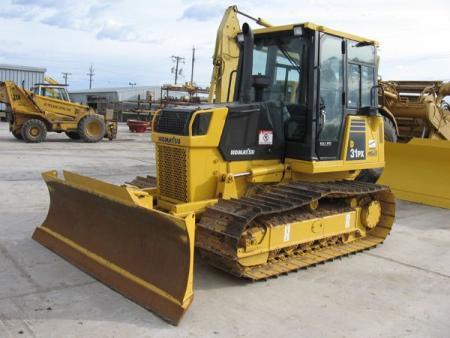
[69,86,161,105]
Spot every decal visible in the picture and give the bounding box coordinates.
[346,132,366,161]
[320,141,332,147]
[258,130,273,145]
[283,224,291,242]
[44,102,71,112]
[158,136,181,145]
[345,214,351,229]
[349,147,365,159]
[230,148,255,156]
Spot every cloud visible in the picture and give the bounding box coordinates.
[40,10,88,30]
[1,0,150,43]
[0,4,37,21]
[12,0,63,7]
[96,21,139,42]
[88,2,112,17]
[180,3,224,21]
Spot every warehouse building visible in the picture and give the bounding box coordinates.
[0,64,46,120]
[69,86,161,122]
[69,86,161,105]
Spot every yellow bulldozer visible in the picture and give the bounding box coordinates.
[32,6,396,324]
[0,80,117,142]
[377,80,450,208]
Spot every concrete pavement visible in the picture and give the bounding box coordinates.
[0,122,449,338]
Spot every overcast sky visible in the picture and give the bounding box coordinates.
[0,0,448,90]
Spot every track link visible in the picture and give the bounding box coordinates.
[196,181,395,280]
[126,175,396,280]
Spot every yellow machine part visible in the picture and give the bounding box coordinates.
[378,138,450,209]
[0,81,117,141]
[0,81,91,124]
[32,171,195,325]
[30,6,395,325]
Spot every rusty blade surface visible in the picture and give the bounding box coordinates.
[33,171,195,325]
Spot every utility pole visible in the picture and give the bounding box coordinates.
[190,46,195,86]
[87,64,95,89]
[61,72,72,85]
[171,56,185,85]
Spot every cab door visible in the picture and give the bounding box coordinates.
[316,33,345,160]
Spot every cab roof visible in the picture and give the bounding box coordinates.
[254,22,379,47]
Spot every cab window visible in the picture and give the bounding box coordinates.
[251,34,307,105]
[347,41,376,108]
[318,34,344,142]
[41,87,69,101]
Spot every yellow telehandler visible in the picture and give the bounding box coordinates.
[32,6,395,324]
[0,80,117,142]
[377,80,450,208]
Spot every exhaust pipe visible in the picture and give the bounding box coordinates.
[240,23,254,103]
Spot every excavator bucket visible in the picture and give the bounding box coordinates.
[32,171,195,325]
[378,138,450,209]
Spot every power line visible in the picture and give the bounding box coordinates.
[171,56,185,85]
[87,64,95,89]
[190,46,195,86]
[61,72,72,85]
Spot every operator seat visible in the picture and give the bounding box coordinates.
[285,103,308,142]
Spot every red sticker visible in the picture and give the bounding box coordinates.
[258,130,273,145]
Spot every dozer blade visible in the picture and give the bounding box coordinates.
[32,170,195,325]
[378,138,450,209]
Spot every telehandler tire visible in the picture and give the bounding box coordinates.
[356,116,397,183]
[78,115,106,143]
[65,131,81,140]
[12,130,23,140]
[21,119,47,143]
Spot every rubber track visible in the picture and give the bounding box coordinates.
[196,180,395,280]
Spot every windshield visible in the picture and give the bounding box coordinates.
[41,87,70,101]
[251,34,309,142]
[251,34,307,105]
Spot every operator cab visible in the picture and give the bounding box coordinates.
[32,84,71,102]
[234,23,378,161]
